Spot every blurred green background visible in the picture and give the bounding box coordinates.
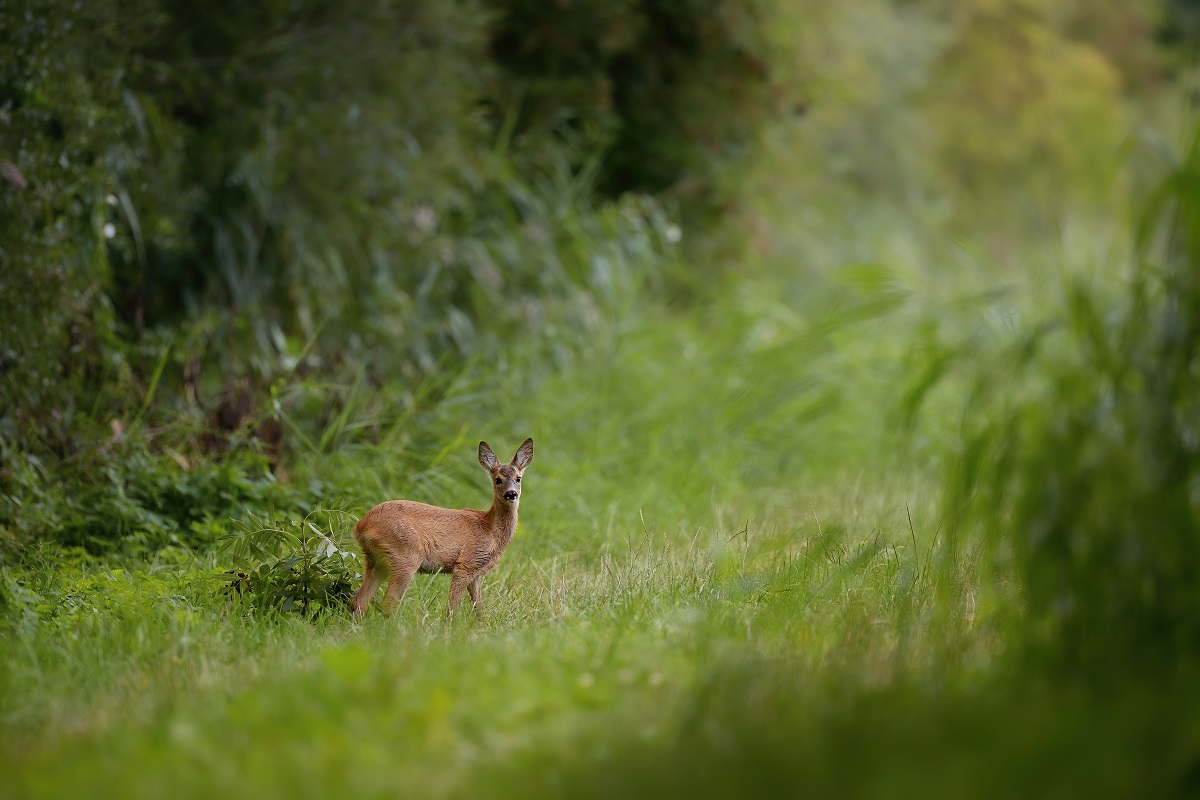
[4,0,1200,796]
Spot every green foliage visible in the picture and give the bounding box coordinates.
[925,124,1200,678]
[486,0,779,194]
[0,0,130,450]
[107,0,490,334]
[1162,0,1200,56]
[921,0,1126,223]
[1060,0,1163,92]
[0,437,306,555]
[486,0,785,268]
[218,505,360,616]
[0,543,214,640]
[1,0,690,459]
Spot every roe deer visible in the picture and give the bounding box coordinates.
[351,438,534,617]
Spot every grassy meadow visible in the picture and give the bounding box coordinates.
[7,213,1198,796]
[5,1,1200,796]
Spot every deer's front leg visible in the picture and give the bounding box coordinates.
[468,576,484,614]
[447,570,471,616]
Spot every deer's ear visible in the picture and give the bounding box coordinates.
[479,441,498,471]
[512,437,534,469]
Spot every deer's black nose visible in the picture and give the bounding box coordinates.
[504,490,519,501]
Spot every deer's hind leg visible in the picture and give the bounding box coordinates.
[381,546,421,615]
[352,549,386,617]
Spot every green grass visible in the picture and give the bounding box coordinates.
[3,456,1193,798]
[0,480,958,799]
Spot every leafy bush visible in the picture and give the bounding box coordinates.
[0,436,308,555]
[218,505,361,616]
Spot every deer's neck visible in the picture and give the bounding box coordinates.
[486,501,519,549]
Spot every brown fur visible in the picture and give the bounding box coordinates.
[351,438,534,617]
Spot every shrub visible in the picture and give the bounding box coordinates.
[218,505,361,617]
[0,435,307,555]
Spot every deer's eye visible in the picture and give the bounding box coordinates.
[495,478,502,485]
[515,477,521,483]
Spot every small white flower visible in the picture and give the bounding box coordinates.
[665,223,682,244]
[102,223,116,239]
[413,205,438,235]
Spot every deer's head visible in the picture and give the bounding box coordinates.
[479,438,534,506]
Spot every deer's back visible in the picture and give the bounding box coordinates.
[354,500,490,571]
